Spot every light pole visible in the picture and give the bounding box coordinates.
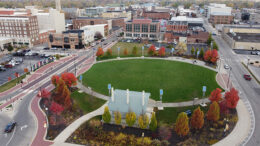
[227,67,232,90]
[247,58,250,68]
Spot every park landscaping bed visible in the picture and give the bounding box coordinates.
[66,104,237,145]
[41,89,106,140]
[82,59,220,102]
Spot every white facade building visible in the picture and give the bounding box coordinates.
[36,8,65,33]
[207,3,232,18]
[80,24,108,38]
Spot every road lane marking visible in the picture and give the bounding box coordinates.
[6,126,16,146]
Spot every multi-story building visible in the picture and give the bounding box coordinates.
[101,10,131,20]
[81,24,108,39]
[72,17,109,29]
[124,18,160,41]
[209,14,234,24]
[142,11,171,20]
[85,7,106,17]
[0,10,40,47]
[48,30,84,49]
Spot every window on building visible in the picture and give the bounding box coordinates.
[134,24,140,32]
[142,24,148,32]
[150,34,156,38]
[133,34,140,37]
[150,24,157,32]
[126,24,132,32]
[126,33,132,37]
[141,34,148,37]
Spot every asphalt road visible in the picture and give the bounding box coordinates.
[0,33,118,146]
[202,17,260,145]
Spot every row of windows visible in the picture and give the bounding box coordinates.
[126,24,157,33]
[125,33,157,38]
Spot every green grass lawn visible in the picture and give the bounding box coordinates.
[0,74,26,93]
[110,42,147,56]
[156,105,209,125]
[82,59,220,102]
[71,90,106,114]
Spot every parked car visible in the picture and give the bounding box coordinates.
[4,64,13,68]
[101,39,105,42]
[251,51,258,55]
[43,47,50,50]
[0,65,6,71]
[32,53,39,56]
[224,64,230,69]
[4,122,16,133]
[50,47,57,50]
[25,52,32,56]
[243,74,252,81]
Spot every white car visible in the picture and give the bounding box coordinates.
[50,47,57,50]
[224,64,230,69]
[25,52,32,56]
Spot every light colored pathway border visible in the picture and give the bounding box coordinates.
[53,102,108,143]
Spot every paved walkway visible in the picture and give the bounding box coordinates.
[53,102,108,143]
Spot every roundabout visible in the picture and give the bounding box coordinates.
[81,58,221,102]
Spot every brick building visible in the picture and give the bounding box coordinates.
[73,17,108,29]
[142,11,171,20]
[48,30,84,49]
[124,18,160,40]
[209,14,233,24]
[187,32,209,43]
[112,18,125,28]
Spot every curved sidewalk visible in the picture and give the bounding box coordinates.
[53,102,108,143]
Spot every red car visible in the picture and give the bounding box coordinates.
[243,74,252,81]
[4,64,13,68]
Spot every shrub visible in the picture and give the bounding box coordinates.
[114,111,121,125]
[175,112,189,137]
[191,107,204,130]
[124,48,128,55]
[138,114,149,129]
[149,112,157,131]
[106,48,112,56]
[191,47,195,55]
[126,112,136,126]
[96,47,104,57]
[199,48,204,58]
[136,137,152,145]
[158,46,166,57]
[209,88,222,102]
[55,54,60,60]
[159,124,171,140]
[207,101,220,122]
[151,139,161,146]
[225,88,240,109]
[102,106,111,123]
[148,45,156,56]
[132,46,138,55]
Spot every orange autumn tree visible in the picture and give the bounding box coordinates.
[24,68,29,73]
[124,48,128,55]
[225,88,240,109]
[191,107,204,130]
[106,48,112,56]
[96,47,104,57]
[175,112,189,137]
[207,101,220,122]
[204,49,218,64]
[51,75,60,86]
[61,72,77,88]
[209,88,222,103]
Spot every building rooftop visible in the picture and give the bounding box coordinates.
[63,30,84,34]
[227,33,260,42]
[171,16,203,23]
[211,12,232,16]
[108,89,150,116]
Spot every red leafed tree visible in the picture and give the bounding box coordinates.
[24,68,29,73]
[54,79,66,104]
[148,45,156,56]
[158,46,166,57]
[219,100,229,115]
[14,72,19,78]
[204,49,219,64]
[8,77,12,81]
[209,88,222,102]
[40,88,51,99]
[51,75,60,86]
[64,94,72,109]
[96,47,104,57]
[61,72,77,87]
[225,88,240,109]
[50,101,64,115]
[207,101,220,122]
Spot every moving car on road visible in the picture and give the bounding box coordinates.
[0,65,6,71]
[4,122,16,133]
[224,64,230,69]
[243,74,252,81]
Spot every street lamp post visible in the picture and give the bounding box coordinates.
[227,67,232,90]
[247,58,250,68]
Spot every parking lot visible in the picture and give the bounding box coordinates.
[0,55,47,85]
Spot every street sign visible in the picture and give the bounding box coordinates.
[160,89,163,95]
[108,84,111,90]
[202,86,207,92]
[79,75,83,81]
[197,51,200,55]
